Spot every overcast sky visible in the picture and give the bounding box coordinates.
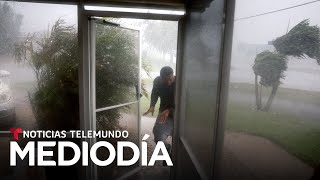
[5,0,319,43]
[8,1,77,34]
[3,0,320,91]
[234,0,320,44]
[231,0,320,91]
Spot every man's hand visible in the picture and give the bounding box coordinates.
[143,106,155,116]
[159,109,170,124]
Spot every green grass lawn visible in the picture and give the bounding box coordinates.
[226,102,320,167]
[229,82,320,106]
[140,80,320,167]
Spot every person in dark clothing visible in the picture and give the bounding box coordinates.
[143,66,175,154]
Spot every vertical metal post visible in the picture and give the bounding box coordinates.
[138,30,142,167]
[79,4,97,179]
[212,0,236,179]
[171,16,185,180]
[78,3,91,180]
[89,18,98,180]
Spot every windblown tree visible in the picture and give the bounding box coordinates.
[143,20,177,63]
[253,51,287,111]
[106,18,152,98]
[253,19,320,111]
[14,19,146,178]
[15,19,148,130]
[273,19,320,64]
[14,20,79,130]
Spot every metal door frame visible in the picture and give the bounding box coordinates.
[171,0,236,180]
[81,15,142,180]
[78,3,185,180]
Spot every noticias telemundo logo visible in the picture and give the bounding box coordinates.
[7,128,173,167]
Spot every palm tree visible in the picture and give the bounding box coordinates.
[14,19,151,130]
[253,51,287,111]
[273,19,320,64]
[252,19,320,111]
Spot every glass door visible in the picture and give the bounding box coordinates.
[89,17,141,180]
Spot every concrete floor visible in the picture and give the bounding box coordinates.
[125,116,171,180]
[219,132,313,180]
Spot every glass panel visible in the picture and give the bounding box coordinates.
[96,103,139,180]
[95,23,140,109]
[179,0,225,178]
[0,1,78,179]
[0,1,78,131]
[218,0,320,179]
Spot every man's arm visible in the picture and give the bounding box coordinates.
[150,78,160,108]
[143,77,160,116]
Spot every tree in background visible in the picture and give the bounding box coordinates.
[15,19,147,130]
[143,20,178,64]
[273,19,320,64]
[15,20,79,130]
[0,2,23,55]
[95,23,140,130]
[253,19,320,111]
[253,51,287,111]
